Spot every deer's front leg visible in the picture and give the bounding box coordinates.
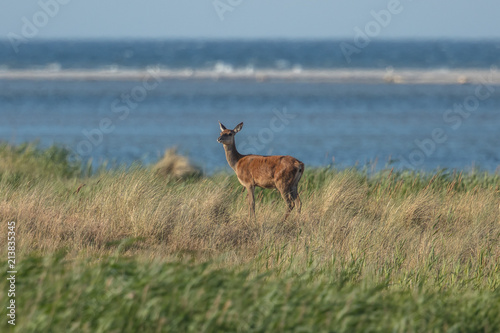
[246,185,256,220]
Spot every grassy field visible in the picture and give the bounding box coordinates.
[1,143,500,332]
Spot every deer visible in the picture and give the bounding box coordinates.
[217,121,304,221]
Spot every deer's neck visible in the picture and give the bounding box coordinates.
[223,142,243,170]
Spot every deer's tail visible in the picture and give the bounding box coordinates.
[293,160,304,187]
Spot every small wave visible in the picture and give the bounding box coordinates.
[213,61,234,74]
[243,64,255,74]
[0,67,499,84]
[292,65,303,74]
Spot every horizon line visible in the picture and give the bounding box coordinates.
[2,36,500,43]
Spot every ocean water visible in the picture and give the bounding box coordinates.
[1,40,499,172]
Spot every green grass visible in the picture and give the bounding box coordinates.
[2,252,500,333]
[0,143,499,332]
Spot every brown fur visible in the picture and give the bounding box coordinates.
[218,121,304,220]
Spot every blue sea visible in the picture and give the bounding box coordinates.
[1,40,499,173]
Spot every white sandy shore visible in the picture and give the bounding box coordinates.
[0,68,499,84]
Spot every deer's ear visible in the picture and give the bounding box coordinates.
[233,122,243,133]
[219,121,227,131]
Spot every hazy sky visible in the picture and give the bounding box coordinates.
[1,0,499,40]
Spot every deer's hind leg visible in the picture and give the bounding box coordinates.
[279,188,295,221]
[291,185,301,214]
[291,163,303,215]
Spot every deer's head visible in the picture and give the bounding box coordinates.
[217,121,243,145]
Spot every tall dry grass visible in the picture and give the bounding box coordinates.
[1,143,499,289]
